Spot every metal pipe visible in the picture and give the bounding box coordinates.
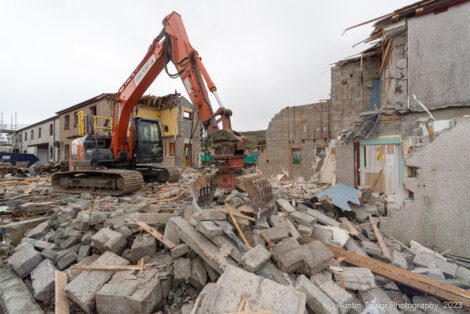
[212,91,223,108]
[412,94,435,120]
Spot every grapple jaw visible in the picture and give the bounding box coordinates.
[192,173,217,209]
[234,173,275,224]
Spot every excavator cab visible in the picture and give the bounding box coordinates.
[132,117,164,164]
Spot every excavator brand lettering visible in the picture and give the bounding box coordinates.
[135,54,156,85]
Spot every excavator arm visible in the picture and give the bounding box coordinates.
[112,12,233,161]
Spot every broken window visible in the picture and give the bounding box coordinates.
[31,130,34,140]
[64,115,70,130]
[24,132,27,141]
[90,106,97,116]
[38,127,41,138]
[49,123,53,135]
[73,112,78,127]
[291,148,302,164]
[183,110,193,120]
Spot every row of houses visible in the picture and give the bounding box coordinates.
[13,93,201,167]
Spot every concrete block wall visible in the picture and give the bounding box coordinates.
[382,32,408,110]
[259,102,329,180]
[330,56,380,137]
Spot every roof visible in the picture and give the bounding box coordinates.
[345,0,469,43]
[55,93,115,115]
[16,115,58,132]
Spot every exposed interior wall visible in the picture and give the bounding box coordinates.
[330,55,380,136]
[334,141,355,186]
[259,102,329,179]
[408,2,470,111]
[387,118,470,258]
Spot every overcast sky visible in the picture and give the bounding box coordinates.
[0,0,414,131]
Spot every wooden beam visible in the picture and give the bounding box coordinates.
[216,207,255,222]
[225,203,252,248]
[135,220,176,250]
[55,271,69,314]
[339,217,359,236]
[368,214,391,260]
[326,244,470,307]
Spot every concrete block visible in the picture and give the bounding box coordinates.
[334,267,376,291]
[456,266,470,284]
[77,210,90,231]
[174,258,191,284]
[56,207,77,224]
[196,221,224,238]
[311,273,354,313]
[57,252,77,270]
[271,237,300,261]
[289,210,316,226]
[170,243,189,259]
[64,251,129,313]
[77,245,91,261]
[0,266,43,314]
[412,267,446,281]
[435,258,458,277]
[60,236,79,249]
[25,220,50,239]
[166,217,235,274]
[297,224,313,236]
[40,248,58,263]
[129,212,175,227]
[204,261,220,282]
[131,234,156,263]
[89,212,107,225]
[295,274,338,314]
[192,265,306,314]
[21,237,58,251]
[66,254,100,280]
[8,245,43,278]
[96,268,161,314]
[193,209,226,221]
[241,244,272,272]
[190,257,207,289]
[91,228,127,253]
[344,239,368,257]
[30,259,56,301]
[261,226,289,242]
[313,225,349,247]
[276,199,296,213]
[276,241,334,275]
[392,250,408,269]
[360,287,401,314]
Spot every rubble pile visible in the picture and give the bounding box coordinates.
[1,169,470,313]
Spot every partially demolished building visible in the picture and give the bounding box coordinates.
[261,0,470,257]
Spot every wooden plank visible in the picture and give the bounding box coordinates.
[339,217,359,236]
[225,203,252,248]
[135,220,176,250]
[326,244,470,307]
[368,214,391,260]
[217,207,255,222]
[55,271,69,314]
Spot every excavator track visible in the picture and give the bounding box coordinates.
[51,169,144,196]
[136,164,181,183]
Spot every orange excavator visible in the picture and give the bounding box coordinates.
[52,11,272,215]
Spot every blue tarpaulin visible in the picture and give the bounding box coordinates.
[316,183,361,211]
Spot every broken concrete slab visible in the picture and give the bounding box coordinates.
[190,257,207,289]
[392,250,408,269]
[334,267,376,291]
[57,252,78,270]
[295,274,338,314]
[30,259,56,301]
[91,228,127,253]
[289,210,316,226]
[25,220,50,240]
[8,245,43,278]
[192,209,226,221]
[131,234,156,263]
[277,240,334,276]
[312,225,350,247]
[311,272,354,312]
[170,243,189,259]
[174,257,191,284]
[129,212,176,227]
[195,220,224,238]
[166,217,236,274]
[64,251,130,313]
[0,266,43,314]
[359,287,401,314]
[297,204,340,227]
[95,267,162,314]
[191,265,306,314]
[261,226,289,242]
[276,199,296,213]
[241,244,271,272]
